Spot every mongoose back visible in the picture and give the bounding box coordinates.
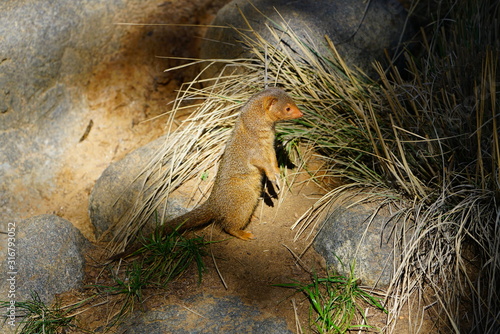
[166,87,303,240]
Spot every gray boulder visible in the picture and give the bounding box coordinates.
[201,0,415,78]
[89,134,186,240]
[314,201,398,286]
[0,0,124,229]
[120,294,292,334]
[0,214,88,305]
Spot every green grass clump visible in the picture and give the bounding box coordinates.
[124,225,208,285]
[277,263,386,334]
[96,227,209,323]
[0,291,91,334]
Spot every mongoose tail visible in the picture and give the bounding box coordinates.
[164,202,214,233]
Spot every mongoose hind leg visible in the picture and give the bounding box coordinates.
[226,229,256,241]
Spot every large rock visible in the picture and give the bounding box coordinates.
[0,214,88,305]
[201,0,415,78]
[314,201,398,286]
[0,0,125,216]
[119,294,292,334]
[0,0,129,126]
[89,134,187,240]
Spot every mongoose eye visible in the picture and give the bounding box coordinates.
[286,107,291,112]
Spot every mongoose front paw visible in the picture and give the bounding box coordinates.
[273,174,281,192]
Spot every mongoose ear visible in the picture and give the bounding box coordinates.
[263,96,278,111]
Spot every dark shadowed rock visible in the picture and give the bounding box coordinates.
[201,0,415,78]
[119,294,293,334]
[314,201,398,286]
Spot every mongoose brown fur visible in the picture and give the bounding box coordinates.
[166,87,303,240]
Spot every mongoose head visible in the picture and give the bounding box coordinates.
[263,88,303,122]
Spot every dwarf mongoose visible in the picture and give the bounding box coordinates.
[109,88,302,260]
[165,87,303,240]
